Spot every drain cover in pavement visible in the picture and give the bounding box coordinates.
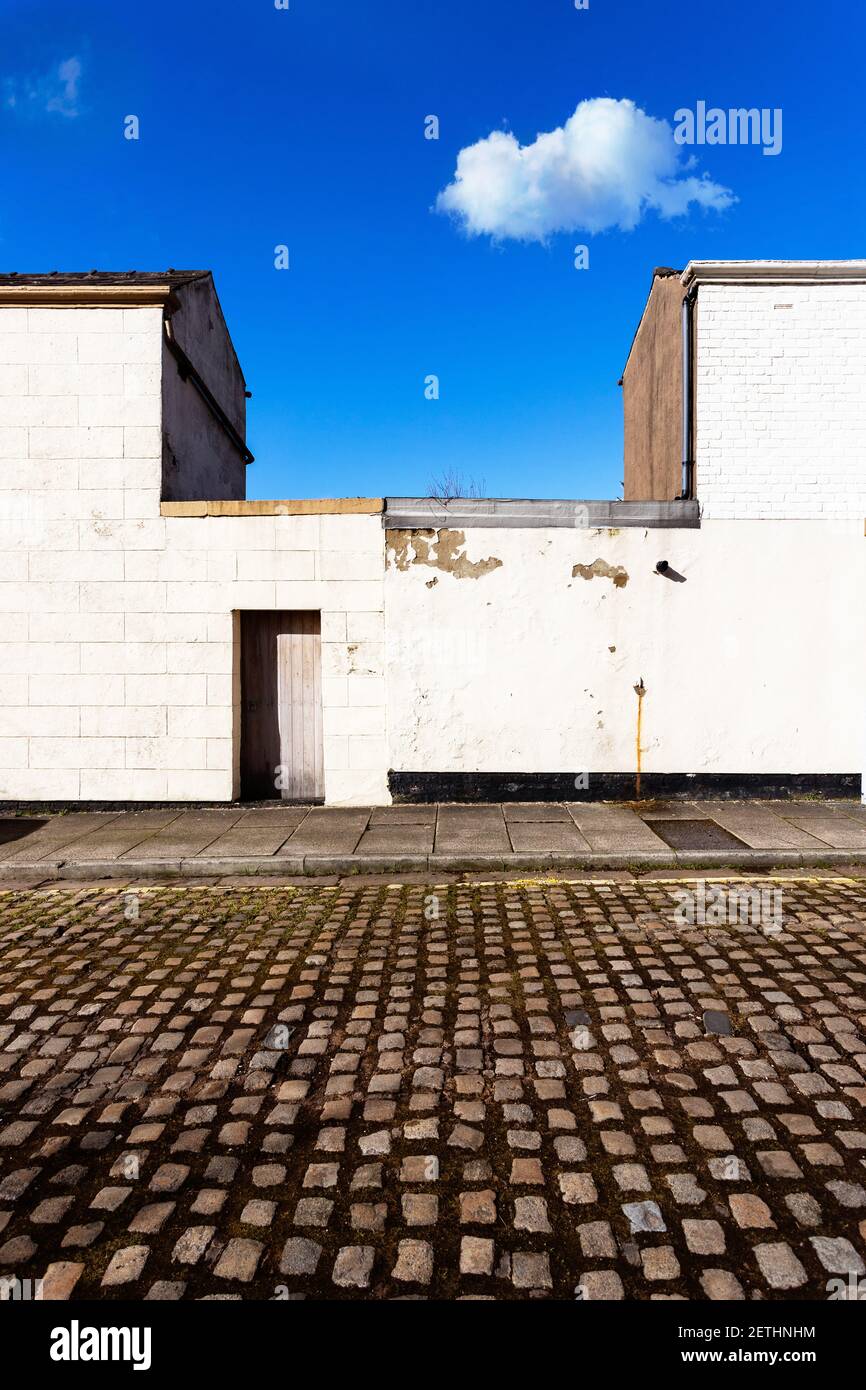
[649,818,748,851]
[0,818,47,845]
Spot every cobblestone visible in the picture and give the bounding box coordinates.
[0,877,864,1299]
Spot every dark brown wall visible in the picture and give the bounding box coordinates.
[622,273,685,501]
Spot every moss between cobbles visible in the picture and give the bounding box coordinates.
[0,880,864,1298]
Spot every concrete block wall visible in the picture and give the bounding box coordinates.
[0,302,387,805]
[158,509,388,804]
[0,303,162,799]
[696,283,866,519]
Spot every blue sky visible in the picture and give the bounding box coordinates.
[2,0,865,499]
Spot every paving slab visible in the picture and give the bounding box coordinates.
[354,827,435,855]
[433,830,513,855]
[502,803,574,822]
[232,808,311,828]
[367,807,438,826]
[193,829,297,858]
[637,801,708,821]
[120,837,233,863]
[435,806,510,855]
[701,804,832,851]
[507,822,591,853]
[101,810,186,831]
[0,813,123,863]
[117,810,245,863]
[280,810,370,856]
[768,799,866,819]
[566,804,676,856]
[48,812,184,863]
[296,807,372,824]
[780,815,866,851]
[161,810,243,830]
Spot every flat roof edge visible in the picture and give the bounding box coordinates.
[161,499,384,517]
[383,498,701,530]
[0,284,176,306]
[682,260,866,288]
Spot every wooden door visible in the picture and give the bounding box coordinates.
[240,611,324,802]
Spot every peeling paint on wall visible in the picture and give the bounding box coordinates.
[386,528,434,571]
[386,527,503,580]
[572,558,629,588]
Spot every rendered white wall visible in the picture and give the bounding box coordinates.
[384,521,865,779]
[696,283,866,519]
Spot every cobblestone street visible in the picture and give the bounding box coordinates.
[1,876,865,1301]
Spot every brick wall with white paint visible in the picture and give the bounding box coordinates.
[0,303,387,805]
[695,282,866,519]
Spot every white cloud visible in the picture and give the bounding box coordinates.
[45,57,82,117]
[3,56,83,119]
[436,97,735,242]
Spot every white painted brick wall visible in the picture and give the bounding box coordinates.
[0,303,388,805]
[695,283,866,519]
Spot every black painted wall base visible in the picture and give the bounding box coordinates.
[388,772,861,803]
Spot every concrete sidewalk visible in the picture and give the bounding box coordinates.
[1,799,866,881]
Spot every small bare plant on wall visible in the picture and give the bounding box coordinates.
[426,469,487,501]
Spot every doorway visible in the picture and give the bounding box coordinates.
[239,611,324,802]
